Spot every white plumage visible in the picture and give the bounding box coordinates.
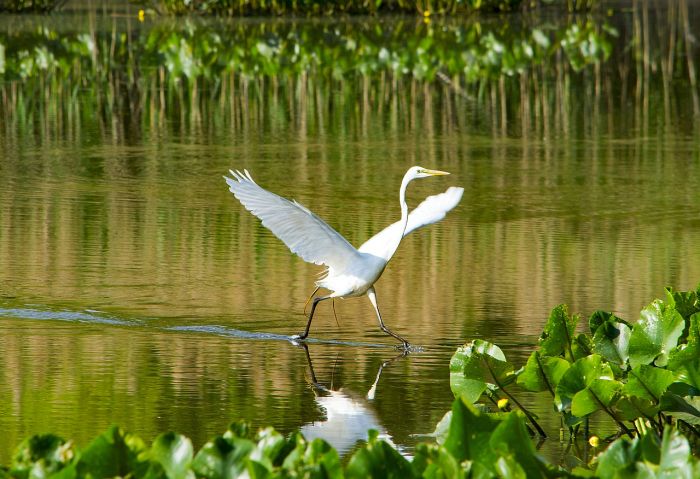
[224,166,463,348]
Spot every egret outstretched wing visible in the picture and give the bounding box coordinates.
[358,186,464,258]
[225,170,359,273]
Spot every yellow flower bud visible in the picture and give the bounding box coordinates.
[497,398,509,409]
[588,436,600,448]
[138,9,145,22]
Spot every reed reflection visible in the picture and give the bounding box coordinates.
[298,344,408,455]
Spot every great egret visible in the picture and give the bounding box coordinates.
[224,166,463,348]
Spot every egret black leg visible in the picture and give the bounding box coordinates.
[294,295,331,340]
[367,286,410,349]
[303,286,321,315]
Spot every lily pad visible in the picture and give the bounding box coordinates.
[589,311,632,367]
[10,434,75,479]
[280,434,342,479]
[665,286,700,321]
[571,379,622,418]
[77,426,147,478]
[412,443,465,479]
[555,355,614,418]
[659,393,700,426]
[668,313,700,394]
[142,432,194,479]
[624,365,676,403]
[628,300,684,368]
[594,427,696,479]
[517,351,570,394]
[345,430,415,479]
[191,435,254,479]
[538,305,579,360]
[449,340,515,403]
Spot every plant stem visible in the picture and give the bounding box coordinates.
[588,389,634,438]
[560,315,575,362]
[628,371,659,403]
[484,358,547,437]
[534,352,555,397]
[678,419,700,438]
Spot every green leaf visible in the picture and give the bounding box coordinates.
[659,393,700,426]
[442,399,548,478]
[572,333,594,361]
[668,313,700,392]
[443,398,501,466]
[538,305,579,360]
[494,455,527,479]
[191,435,254,479]
[489,412,551,478]
[628,300,685,368]
[593,433,640,477]
[142,432,194,479]
[589,311,632,367]
[665,286,700,321]
[10,434,76,479]
[412,443,466,479]
[555,355,614,420]
[595,426,698,478]
[249,427,287,469]
[571,379,622,418]
[624,365,676,403]
[345,430,415,479]
[615,396,658,422]
[517,351,570,394]
[76,426,147,479]
[657,427,695,478]
[280,434,342,478]
[449,340,515,403]
[431,411,452,445]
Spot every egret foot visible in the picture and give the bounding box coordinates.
[395,343,424,353]
[289,334,308,346]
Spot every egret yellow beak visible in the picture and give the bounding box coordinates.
[423,168,450,176]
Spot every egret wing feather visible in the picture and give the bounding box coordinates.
[225,170,359,273]
[358,186,464,258]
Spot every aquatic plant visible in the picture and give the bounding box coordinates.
[1,285,699,477]
[0,19,615,83]
[141,0,600,16]
[450,285,700,446]
[0,0,66,13]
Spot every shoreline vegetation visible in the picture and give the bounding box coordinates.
[2,285,699,477]
[2,3,698,143]
[1,0,602,15]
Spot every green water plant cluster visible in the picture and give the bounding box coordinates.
[0,19,614,85]
[142,0,598,16]
[2,401,698,478]
[0,0,65,13]
[1,286,699,478]
[450,285,700,446]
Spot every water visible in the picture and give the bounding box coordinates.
[1,2,700,467]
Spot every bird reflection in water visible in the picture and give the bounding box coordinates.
[297,344,408,455]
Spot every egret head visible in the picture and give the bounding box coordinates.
[407,166,450,180]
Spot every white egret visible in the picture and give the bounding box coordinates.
[224,166,463,349]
